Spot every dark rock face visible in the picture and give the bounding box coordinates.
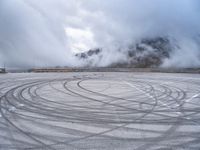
[75,37,172,67]
[125,37,172,67]
[75,48,102,59]
[0,68,6,73]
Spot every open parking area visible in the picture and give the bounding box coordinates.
[0,72,200,150]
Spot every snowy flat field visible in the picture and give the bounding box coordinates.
[0,72,200,150]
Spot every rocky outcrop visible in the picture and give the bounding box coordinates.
[75,37,173,68]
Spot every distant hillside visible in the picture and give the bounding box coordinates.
[75,37,173,68]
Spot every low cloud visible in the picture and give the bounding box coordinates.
[0,0,200,68]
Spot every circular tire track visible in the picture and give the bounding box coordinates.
[0,72,200,150]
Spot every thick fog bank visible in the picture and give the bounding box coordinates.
[0,0,200,68]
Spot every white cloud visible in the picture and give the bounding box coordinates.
[0,0,200,68]
[65,27,96,53]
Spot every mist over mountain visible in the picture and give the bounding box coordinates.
[0,0,200,68]
[75,37,173,67]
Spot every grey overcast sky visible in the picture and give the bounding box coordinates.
[0,0,200,68]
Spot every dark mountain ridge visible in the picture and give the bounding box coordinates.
[75,37,173,67]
